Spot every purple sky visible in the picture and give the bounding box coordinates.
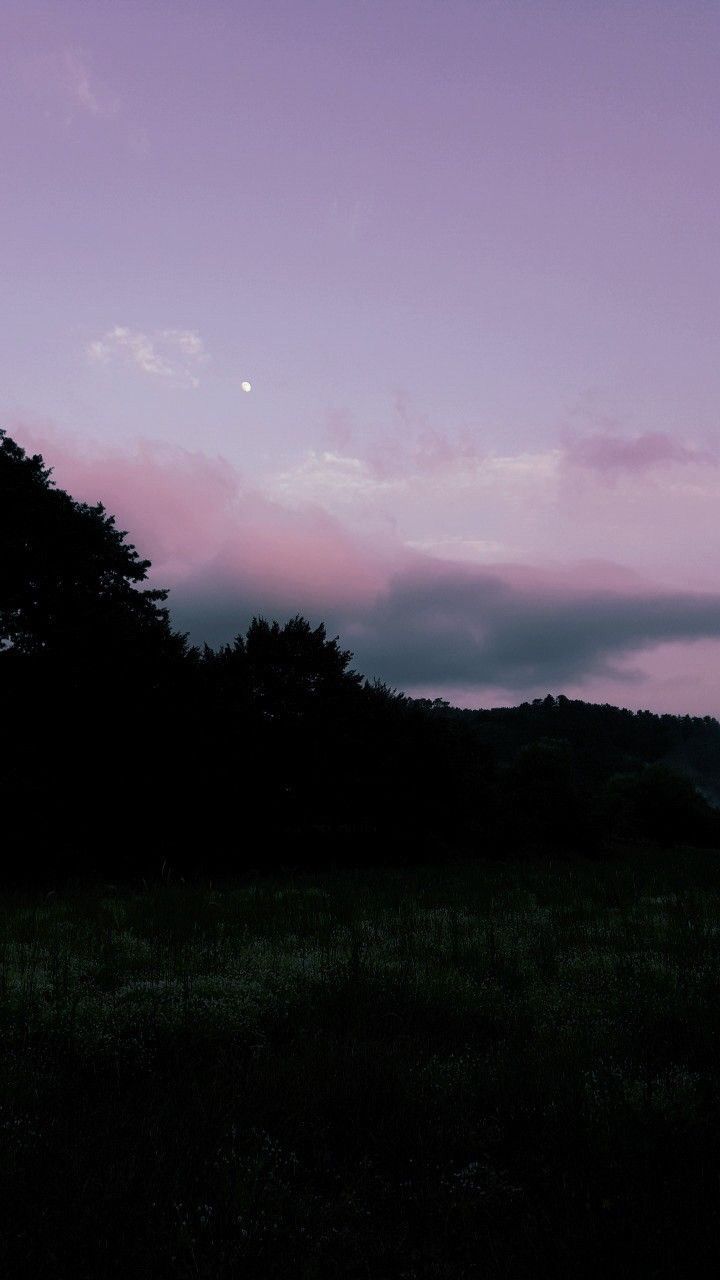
[2,1,720,713]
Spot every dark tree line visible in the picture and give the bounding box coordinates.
[1,430,718,884]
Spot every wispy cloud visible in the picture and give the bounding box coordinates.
[22,47,120,124]
[270,410,720,593]
[269,447,561,533]
[63,48,119,119]
[405,536,506,562]
[87,327,208,388]
[18,44,146,146]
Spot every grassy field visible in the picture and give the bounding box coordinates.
[2,851,720,1278]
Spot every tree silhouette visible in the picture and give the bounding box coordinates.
[0,431,192,879]
[243,615,361,711]
[0,431,185,665]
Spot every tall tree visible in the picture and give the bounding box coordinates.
[0,430,185,665]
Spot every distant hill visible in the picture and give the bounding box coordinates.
[414,694,720,806]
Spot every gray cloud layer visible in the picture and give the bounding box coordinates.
[172,563,720,693]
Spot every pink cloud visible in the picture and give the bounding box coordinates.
[13,424,239,575]
[11,424,389,609]
[564,430,713,476]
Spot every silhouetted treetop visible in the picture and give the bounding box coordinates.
[201,615,363,719]
[0,431,186,663]
[245,615,360,698]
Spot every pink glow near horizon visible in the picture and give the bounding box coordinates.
[2,2,720,714]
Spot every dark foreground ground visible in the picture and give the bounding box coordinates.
[2,850,720,1278]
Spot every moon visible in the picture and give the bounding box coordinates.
[241,380,252,393]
